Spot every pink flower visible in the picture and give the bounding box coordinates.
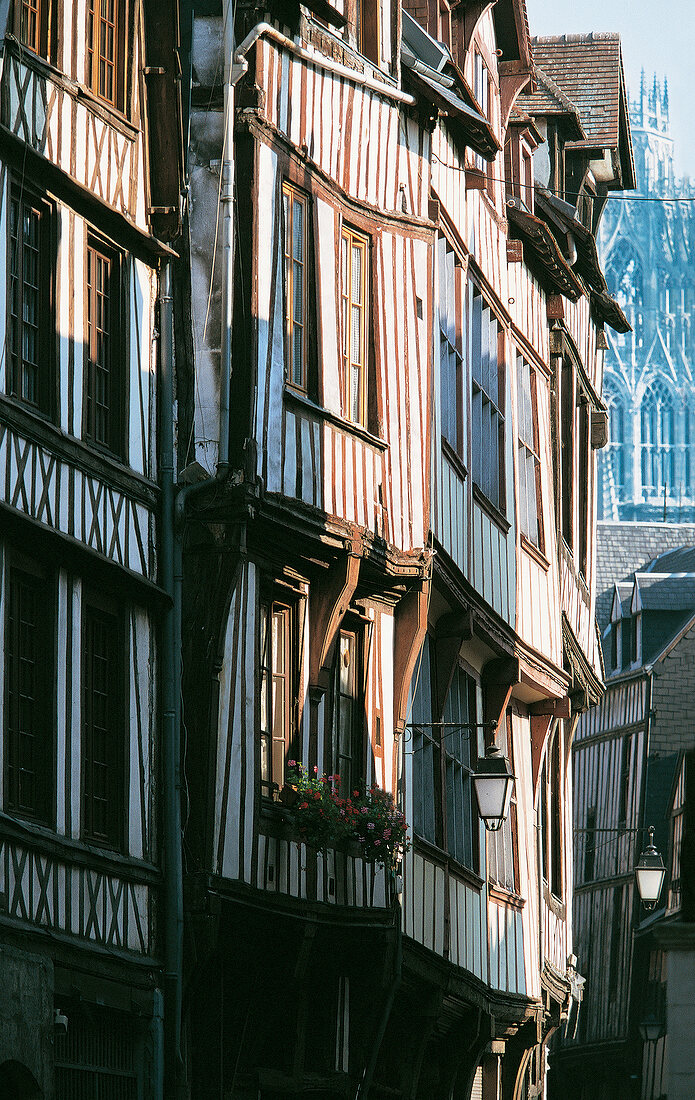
[361,807,368,815]
[374,840,381,846]
[288,759,296,767]
[313,765,318,774]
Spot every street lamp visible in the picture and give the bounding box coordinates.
[635,826,666,911]
[472,744,515,831]
[638,1015,663,1043]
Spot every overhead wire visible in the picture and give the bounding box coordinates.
[430,152,695,202]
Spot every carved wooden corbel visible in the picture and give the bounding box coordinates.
[482,656,519,746]
[393,580,431,734]
[308,551,361,693]
[529,696,571,790]
[433,609,473,718]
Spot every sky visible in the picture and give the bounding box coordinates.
[525,0,695,180]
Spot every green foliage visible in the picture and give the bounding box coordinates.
[284,762,409,870]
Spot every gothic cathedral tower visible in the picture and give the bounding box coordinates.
[599,73,695,521]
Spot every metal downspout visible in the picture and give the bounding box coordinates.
[160,258,184,1089]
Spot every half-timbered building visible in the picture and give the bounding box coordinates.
[0,1,182,1096]
[178,4,632,1099]
[553,527,695,1100]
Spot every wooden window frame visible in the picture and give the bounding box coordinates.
[411,638,480,875]
[84,234,125,459]
[517,353,544,552]
[86,0,127,111]
[14,0,53,59]
[356,0,379,64]
[329,622,367,795]
[259,596,298,801]
[578,392,590,578]
[471,286,506,515]
[487,709,517,892]
[438,236,465,459]
[8,183,54,416]
[81,591,125,850]
[4,555,54,825]
[282,181,310,393]
[560,356,575,551]
[340,224,371,429]
[442,663,479,874]
[541,724,563,901]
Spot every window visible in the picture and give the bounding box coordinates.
[411,638,479,873]
[55,1002,139,1098]
[86,0,125,109]
[341,225,369,426]
[517,354,543,550]
[473,50,494,194]
[282,183,309,391]
[488,712,516,891]
[15,0,51,58]
[411,637,438,845]
[82,597,124,848]
[578,395,589,576]
[84,237,124,456]
[8,187,53,414]
[437,1,451,47]
[439,237,464,458]
[4,562,53,824]
[356,0,379,64]
[442,666,477,870]
[471,288,505,512]
[560,357,574,548]
[330,627,364,794]
[259,600,295,799]
[617,735,632,826]
[583,806,596,882]
[540,724,563,899]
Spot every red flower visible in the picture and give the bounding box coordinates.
[314,792,321,800]
[300,801,308,810]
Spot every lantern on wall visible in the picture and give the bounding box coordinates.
[634,826,666,910]
[472,745,515,831]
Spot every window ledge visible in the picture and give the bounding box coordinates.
[0,810,160,882]
[520,532,549,571]
[412,836,484,890]
[441,437,467,481]
[284,385,388,452]
[473,483,510,533]
[488,884,525,910]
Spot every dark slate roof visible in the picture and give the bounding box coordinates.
[531,34,623,148]
[595,523,695,631]
[529,34,635,189]
[515,64,584,139]
[645,546,695,575]
[635,574,695,612]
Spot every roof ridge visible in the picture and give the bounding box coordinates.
[532,32,621,44]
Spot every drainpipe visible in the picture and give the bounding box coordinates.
[159,258,183,1088]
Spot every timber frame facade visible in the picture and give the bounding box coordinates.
[179,4,633,1100]
[0,0,183,1096]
